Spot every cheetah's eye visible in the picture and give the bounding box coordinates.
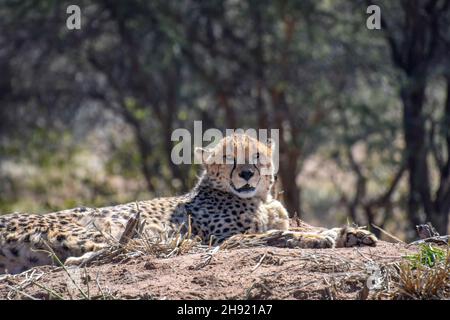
[223,155,235,164]
[251,153,260,163]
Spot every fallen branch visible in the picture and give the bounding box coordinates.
[371,224,405,244]
[407,236,450,247]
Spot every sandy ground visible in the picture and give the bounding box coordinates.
[0,241,420,300]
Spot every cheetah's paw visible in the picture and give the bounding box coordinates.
[336,226,377,247]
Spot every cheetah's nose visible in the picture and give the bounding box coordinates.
[239,170,254,181]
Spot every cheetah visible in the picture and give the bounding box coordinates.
[0,133,376,274]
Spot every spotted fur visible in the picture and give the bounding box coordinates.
[0,133,376,274]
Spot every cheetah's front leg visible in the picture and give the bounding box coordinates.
[269,198,377,248]
[225,198,377,249]
[221,230,336,249]
[222,226,377,250]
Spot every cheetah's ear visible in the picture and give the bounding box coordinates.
[195,147,213,164]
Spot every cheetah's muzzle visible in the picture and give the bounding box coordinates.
[233,183,256,193]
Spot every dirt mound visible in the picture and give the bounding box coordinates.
[0,241,423,300]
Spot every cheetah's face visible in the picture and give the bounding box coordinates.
[196,134,275,199]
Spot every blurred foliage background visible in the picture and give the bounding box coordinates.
[0,0,449,240]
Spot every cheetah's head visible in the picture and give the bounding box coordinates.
[196,133,276,200]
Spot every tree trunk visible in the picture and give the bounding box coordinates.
[432,75,450,234]
[278,150,301,217]
[401,76,428,229]
[134,128,156,193]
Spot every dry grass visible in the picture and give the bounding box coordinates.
[2,256,118,300]
[110,211,205,257]
[77,203,209,267]
[1,205,209,300]
[1,207,449,300]
[395,262,449,299]
[388,245,450,299]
